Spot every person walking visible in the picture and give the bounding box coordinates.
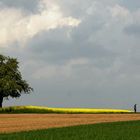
[134,104,137,113]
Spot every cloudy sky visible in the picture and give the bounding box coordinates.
[1,0,140,110]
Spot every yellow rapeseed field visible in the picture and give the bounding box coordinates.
[0,106,132,113]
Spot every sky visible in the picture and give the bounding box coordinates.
[1,0,140,110]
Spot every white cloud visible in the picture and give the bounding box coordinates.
[109,4,130,18]
[0,0,81,47]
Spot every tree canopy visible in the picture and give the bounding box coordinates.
[0,54,33,107]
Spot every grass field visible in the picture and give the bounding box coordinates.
[0,106,132,113]
[0,120,140,140]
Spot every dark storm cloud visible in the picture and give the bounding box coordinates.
[0,0,39,13]
[26,23,116,68]
[120,0,140,11]
[124,24,140,36]
[71,14,106,42]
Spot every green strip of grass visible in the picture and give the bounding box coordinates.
[0,120,140,140]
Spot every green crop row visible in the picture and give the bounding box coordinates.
[0,120,140,140]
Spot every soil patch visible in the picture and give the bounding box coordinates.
[0,114,140,133]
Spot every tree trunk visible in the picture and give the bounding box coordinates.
[0,95,3,108]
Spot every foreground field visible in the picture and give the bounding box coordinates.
[0,114,140,133]
[1,121,140,140]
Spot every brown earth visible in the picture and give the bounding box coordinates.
[0,114,140,133]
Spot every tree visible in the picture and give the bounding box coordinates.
[0,54,33,107]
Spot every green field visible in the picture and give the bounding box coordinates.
[0,106,132,113]
[0,120,140,140]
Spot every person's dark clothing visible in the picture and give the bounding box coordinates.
[134,104,137,113]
